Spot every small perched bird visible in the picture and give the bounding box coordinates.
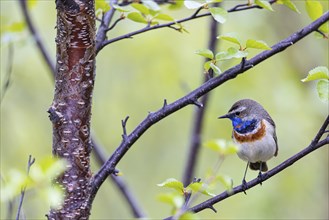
[218,99,278,191]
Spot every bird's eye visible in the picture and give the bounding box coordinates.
[235,111,241,116]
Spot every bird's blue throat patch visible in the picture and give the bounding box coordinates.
[231,117,258,134]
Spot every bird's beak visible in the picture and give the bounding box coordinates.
[218,113,231,119]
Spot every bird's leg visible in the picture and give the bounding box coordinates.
[242,162,249,194]
[257,162,263,185]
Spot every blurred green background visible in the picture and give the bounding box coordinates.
[1,1,328,219]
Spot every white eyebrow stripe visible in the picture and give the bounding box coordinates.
[230,106,246,113]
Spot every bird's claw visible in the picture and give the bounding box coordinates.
[257,172,264,185]
[242,179,248,194]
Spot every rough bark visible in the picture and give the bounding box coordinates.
[47,0,95,219]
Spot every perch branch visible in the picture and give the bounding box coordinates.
[90,11,329,205]
[184,115,329,215]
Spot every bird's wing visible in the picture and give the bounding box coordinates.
[264,115,278,156]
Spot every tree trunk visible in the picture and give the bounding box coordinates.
[47,0,95,219]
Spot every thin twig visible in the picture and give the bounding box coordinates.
[90,12,329,206]
[96,0,119,51]
[16,155,35,220]
[315,29,328,39]
[19,0,55,76]
[121,116,130,140]
[0,43,14,104]
[182,13,219,187]
[106,15,125,32]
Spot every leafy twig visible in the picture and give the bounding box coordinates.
[97,0,277,52]
[90,11,329,205]
[230,0,277,12]
[16,155,35,220]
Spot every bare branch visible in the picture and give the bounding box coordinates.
[91,138,147,218]
[19,0,56,76]
[90,11,329,205]
[182,14,219,187]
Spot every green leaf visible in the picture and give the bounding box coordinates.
[154,13,175,21]
[187,182,216,197]
[210,63,221,75]
[216,175,234,193]
[255,0,274,11]
[305,0,323,21]
[319,23,329,34]
[168,0,184,10]
[206,0,223,3]
[195,49,214,59]
[209,7,228,23]
[204,61,212,71]
[142,0,161,11]
[27,0,38,9]
[215,48,248,61]
[44,158,68,179]
[157,193,184,208]
[204,139,239,155]
[2,22,26,33]
[317,80,329,103]
[301,66,329,82]
[0,170,28,202]
[217,32,241,46]
[179,211,199,220]
[131,3,150,15]
[112,4,130,12]
[276,0,300,13]
[184,0,204,9]
[127,12,148,24]
[246,39,271,50]
[157,178,184,192]
[95,0,111,12]
[45,185,65,209]
[227,47,248,59]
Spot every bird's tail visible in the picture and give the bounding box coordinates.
[249,162,268,172]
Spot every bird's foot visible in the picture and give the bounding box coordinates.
[242,179,248,194]
[257,171,264,186]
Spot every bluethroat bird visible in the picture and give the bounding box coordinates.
[218,99,278,192]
